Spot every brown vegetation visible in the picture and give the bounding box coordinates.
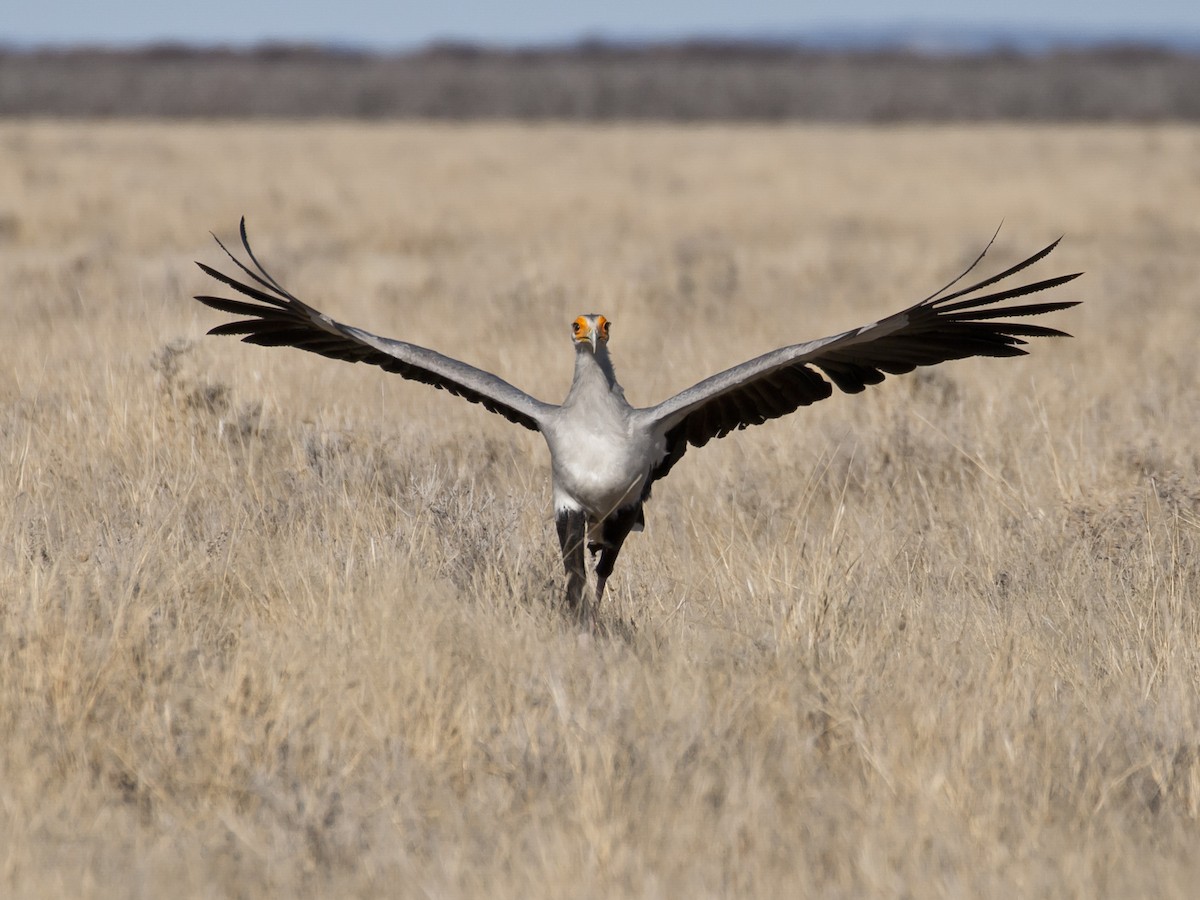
[2,122,1199,896]
[3,44,1200,119]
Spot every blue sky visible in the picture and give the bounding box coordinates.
[4,0,1199,48]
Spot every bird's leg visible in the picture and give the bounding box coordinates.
[555,507,589,620]
[593,503,642,609]
[593,553,618,608]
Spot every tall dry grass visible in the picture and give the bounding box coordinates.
[2,122,1199,897]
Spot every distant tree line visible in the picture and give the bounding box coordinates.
[2,42,1198,120]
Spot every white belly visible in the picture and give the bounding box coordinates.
[546,418,661,520]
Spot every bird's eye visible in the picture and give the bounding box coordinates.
[572,321,581,333]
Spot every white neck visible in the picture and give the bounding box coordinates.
[568,343,624,401]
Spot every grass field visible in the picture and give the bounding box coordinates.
[2,121,1199,897]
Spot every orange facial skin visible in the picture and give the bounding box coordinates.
[572,315,611,343]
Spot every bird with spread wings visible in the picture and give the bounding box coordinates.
[195,220,1080,621]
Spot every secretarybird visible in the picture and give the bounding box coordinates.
[194,220,1080,620]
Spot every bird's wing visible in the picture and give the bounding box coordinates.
[193,219,555,432]
[640,233,1081,484]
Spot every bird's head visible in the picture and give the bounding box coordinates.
[571,314,610,351]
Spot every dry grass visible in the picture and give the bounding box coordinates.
[2,121,1200,897]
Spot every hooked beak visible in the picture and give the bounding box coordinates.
[572,315,607,350]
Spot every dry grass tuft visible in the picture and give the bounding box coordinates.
[3,122,1200,897]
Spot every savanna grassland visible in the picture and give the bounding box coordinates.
[2,121,1200,897]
